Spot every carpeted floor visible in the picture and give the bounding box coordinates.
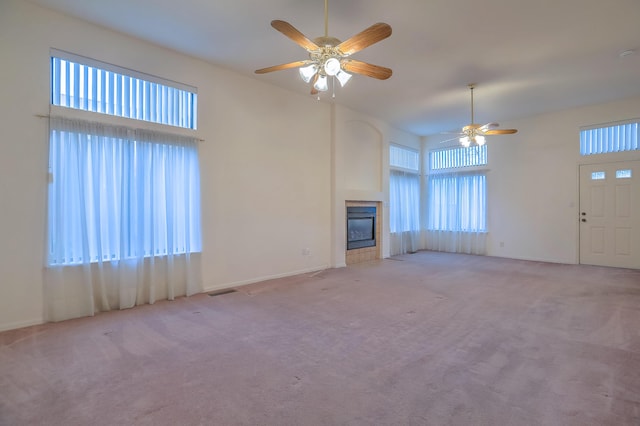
[1,251,640,425]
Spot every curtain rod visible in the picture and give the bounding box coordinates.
[33,114,205,142]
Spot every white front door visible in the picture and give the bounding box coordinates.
[579,160,640,269]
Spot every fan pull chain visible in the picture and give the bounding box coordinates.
[470,84,475,124]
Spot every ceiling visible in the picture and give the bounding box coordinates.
[28,0,640,136]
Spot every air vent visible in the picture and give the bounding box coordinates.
[208,289,237,297]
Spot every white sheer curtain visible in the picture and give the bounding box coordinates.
[425,172,487,255]
[389,170,421,255]
[44,117,202,322]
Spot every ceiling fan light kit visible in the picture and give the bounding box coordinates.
[255,0,392,98]
[314,74,329,91]
[460,134,485,147]
[335,68,352,86]
[299,64,318,83]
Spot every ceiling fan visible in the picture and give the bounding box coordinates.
[444,84,518,147]
[254,0,392,96]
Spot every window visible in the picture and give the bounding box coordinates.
[47,118,201,265]
[389,145,420,255]
[427,174,486,232]
[389,171,420,233]
[389,145,420,233]
[591,171,606,180]
[616,169,632,179]
[427,146,487,232]
[51,50,197,129]
[429,145,487,170]
[390,144,420,171]
[580,120,639,155]
[47,51,201,266]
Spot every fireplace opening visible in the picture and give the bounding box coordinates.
[346,206,376,250]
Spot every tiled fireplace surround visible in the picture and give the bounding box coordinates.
[345,201,382,265]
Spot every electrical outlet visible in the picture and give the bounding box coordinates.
[302,248,311,256]
[499,242,505,248]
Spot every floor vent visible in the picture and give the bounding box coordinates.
[208,289,237,297]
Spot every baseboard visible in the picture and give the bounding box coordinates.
[203,264,331,294]
[489,253,577,265]
[0,317,44,333]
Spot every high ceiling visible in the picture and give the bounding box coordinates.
[28,0,640,136]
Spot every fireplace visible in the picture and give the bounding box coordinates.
[346,206,376,250]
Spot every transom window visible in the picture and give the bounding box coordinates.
[429,145,487,170]
[390,144,419,171]
[51,49,197,129]
[580,120,638,156]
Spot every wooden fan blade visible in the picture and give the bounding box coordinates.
[310,74,319,95]
[484,129,518,135]
[271,20,319,51]
[439,136,463,144]
[342,60,392,80]
[255,60,308,74]
[336,23,392,56]
[479,122,499,132]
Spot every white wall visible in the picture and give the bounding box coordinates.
[424,96,640,264]
[0,0,336,330]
